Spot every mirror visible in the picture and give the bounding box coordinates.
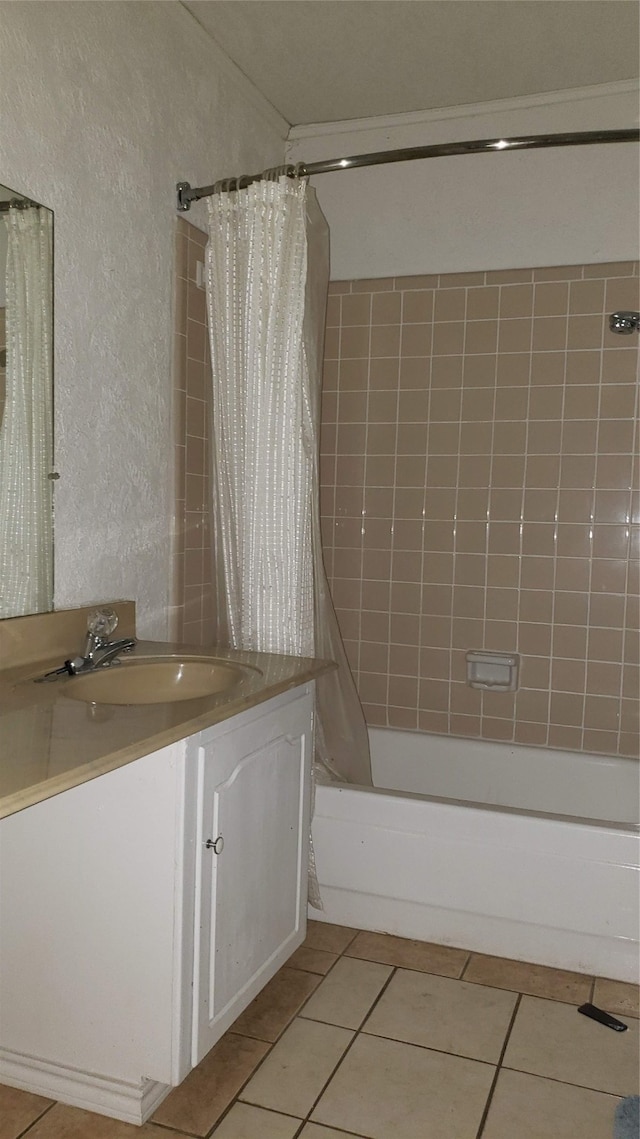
[0,182,54,619]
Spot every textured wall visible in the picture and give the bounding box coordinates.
[0,1,287,637]
[320,262,639,758]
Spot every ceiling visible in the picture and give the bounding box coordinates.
[181,1,640,127]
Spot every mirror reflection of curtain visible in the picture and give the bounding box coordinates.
[0,205,53,617]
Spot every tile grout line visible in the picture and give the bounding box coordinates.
[459,950,473,979]
[499,1064,631,1099]
[197,978,330,1137]
[153,1120,200,1138]
[210,937,361,1135]
[16,1100,57,1138]
[342,948,595,1006]
[295,1122,371,1139]
[290,965,401,1131]
[204,1098,310,1139]
[475,992,523,1139]
[232,946,349,1045]
[354,1027,502,1066]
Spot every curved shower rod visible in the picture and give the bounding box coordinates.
[177,127,640,210]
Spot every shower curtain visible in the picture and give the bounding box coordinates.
[0,205,53,618]
[205,174,371,800]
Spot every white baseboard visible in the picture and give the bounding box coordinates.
[0,1048,170,1125]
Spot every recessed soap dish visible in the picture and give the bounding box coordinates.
[466,650,519,692]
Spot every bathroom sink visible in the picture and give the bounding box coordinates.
[63,657,256,705]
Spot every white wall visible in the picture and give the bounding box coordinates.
[0,1,287,637]
[287,83,640,280]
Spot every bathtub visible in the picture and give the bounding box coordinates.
[311,728,640,982]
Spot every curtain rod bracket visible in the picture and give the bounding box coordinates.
[176,182,197,212]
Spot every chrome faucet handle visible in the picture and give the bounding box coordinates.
[84,608,119,657]
[87,608,119,638]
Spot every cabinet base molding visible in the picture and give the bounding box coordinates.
[0,1047,170,1125]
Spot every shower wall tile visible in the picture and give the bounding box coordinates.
[170,218,215,646]
[321,261,639,757]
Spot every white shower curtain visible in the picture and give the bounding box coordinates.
[0,205,53,618]
[205,175,371,795]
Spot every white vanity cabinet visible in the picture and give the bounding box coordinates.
[0,682,314,1125]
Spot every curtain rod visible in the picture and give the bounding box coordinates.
[176,128,640,211]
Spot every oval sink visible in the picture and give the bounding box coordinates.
[64,658,255,705]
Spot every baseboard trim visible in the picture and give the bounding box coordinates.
[0,1048,170,1125]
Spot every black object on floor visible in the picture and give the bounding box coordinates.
[577,1003,628,1032]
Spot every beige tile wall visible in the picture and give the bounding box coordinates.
[320,262,639,756]
[170,218,215,645]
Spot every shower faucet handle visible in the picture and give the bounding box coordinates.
[609,310,640,334]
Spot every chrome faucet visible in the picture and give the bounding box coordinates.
[37,608,136,682]
[65,608,136,674]
[65,634,136,675]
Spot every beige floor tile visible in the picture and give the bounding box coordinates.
[19,1104,186,1138]
[481,1069,620,1139]
[301,957,393,1029]
[304,920,358,954]
[311,1033,494,1139]
[241,1016,353,1118]
[287,946,339,975]
[300,1126,367,1138]
[0,1083,53,1139]
[345,930,468,977]
[152,1032,270,1136]
[232,966,322,1041]
[363,968,517,1063]
[464,953,592,1004]
[211,1102,301,1138]
[504,995,640,1096]
[594,977,640,1018]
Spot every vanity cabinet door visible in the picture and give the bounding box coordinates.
[192,685,314,1065]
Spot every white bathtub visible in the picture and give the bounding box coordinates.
[311,728,640,982]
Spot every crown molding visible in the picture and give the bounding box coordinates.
[287,80,640,143]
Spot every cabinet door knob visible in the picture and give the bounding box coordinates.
[205,836,224,854]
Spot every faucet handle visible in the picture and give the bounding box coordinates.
[87,608,118,638]
[83,608,118,659]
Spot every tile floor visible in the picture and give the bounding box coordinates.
[2,923,638,1139]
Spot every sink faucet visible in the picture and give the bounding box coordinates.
[37,608,136,681]
[65,635,136,675]
[65,608,136,674]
